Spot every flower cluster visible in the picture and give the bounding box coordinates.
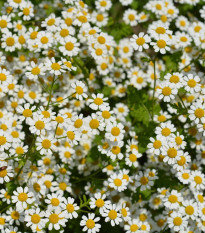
[0,0,205,233]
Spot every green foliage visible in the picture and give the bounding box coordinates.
[107,22,133,42]
[127,85,160,153]
[163,51,182,72]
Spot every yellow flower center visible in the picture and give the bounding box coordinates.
[173,217,182,226]
[66,204,74,212]
[0,20,7,28]
[42,139,51,149]
[100,0,107,6]
[114,178,122,186]
[44,180,52,188]
[168,9,174,14]
[23,109,32,117]
[95,48,103,56]
[155,27,166,34]
[0,136,7,145]
[129,153,137,162]
[157,40,166,48]
[41,36,48,44]
[161,128,171,136]
[18,192,28,202]
[153,140,161,149]
[23,8,30,15]
[98,36,106,44]
[102,110,110,119]
[31,214,41,224]
[155,3,162,10]
[111,146,120,155]
[6,37,15,46]
[59,182,67,190]
[55,116,64,123]
[153,197,161,205]
[76,86,83,94]
[35,120,45,130]
[194,26,201,32]
[47,18,55,26]
[0,217,5,225]
[194,176,202,184]
[137,77,143,84]
[95,199,104,207]
[33,183,41,192]
[108,210,117,219]
[67,131,75,140]
[111,127,120,136]
[49,213,59,224]
[140,176,149,185]
[162,87,171,96]
[94,98,103,105]
[168,195,177,203]
[89,119,99,129]
[51,63,61,70]
[185,206,194,215]
[123,46,129,53]
[180,36,187,42]
[187,79,196,87]
[30,31,38,39]
[0,73,7,81]
[167,148,177,158]
[86,219,95,229]
[177,156,186,166]
[175,136,182,145]
[51,198,60,206]
[11,131,19,138]
[0,169,7,177]
[139,213,147,221]
[194,108,204,118]
[128,14,135,21]
[11,211,19,220]
[74,119,83,128]
[182,173,189,179]
[170,75,179,83]
[16,147,24,155]
[65,42,74,51]
[136,37,145,46]
[130,224,139,232]
[60,29,69,37]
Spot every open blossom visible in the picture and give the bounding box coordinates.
[130,32,151,51]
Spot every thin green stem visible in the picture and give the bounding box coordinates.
[73,57,90,91]
[152,59,157,120]
[46,77,56,110]
[178,94,187,110]
[178,52,203,73]
[54,123,59,138]
[15,136,37,183]
[49,92,75,106]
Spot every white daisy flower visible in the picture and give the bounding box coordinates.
[80,213,101,233]
[62,197,79,219]
[12,186,35,211]
[130,32,151,51]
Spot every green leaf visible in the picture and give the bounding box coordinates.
[131,104,150,125]
[141,189,152,200]
[131,1,139,9]
[102,86,112,96]
[107,23,133,42]
[141,57,151,62]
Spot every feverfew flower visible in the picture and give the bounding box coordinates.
[12,187,35,211]
[71,81,88,100]
[80,213,101,233]
[130,33,151,51]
